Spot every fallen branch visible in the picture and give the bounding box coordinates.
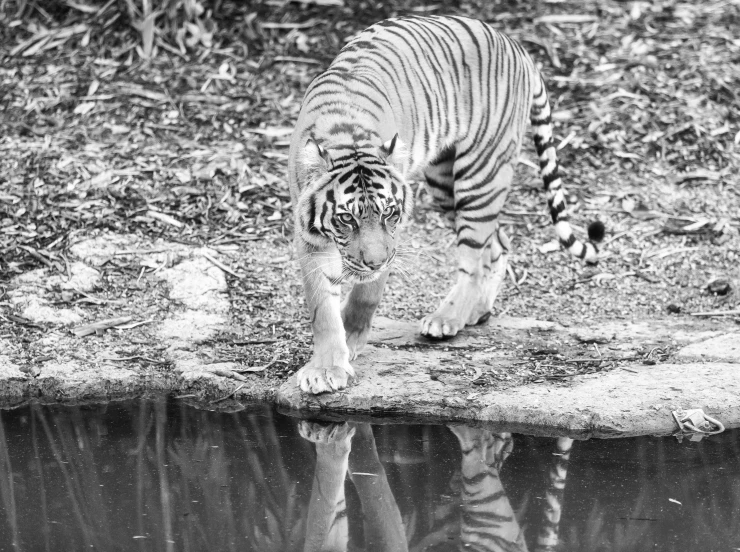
[237,354,281,373]
[203,251,243,278]
[72,316,133,337]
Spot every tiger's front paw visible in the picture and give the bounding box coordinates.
[296,351,355,394]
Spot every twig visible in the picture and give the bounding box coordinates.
[273,56,322,64]
[145,210,183,228]
[102,354,167,364]
[506,264,521,291]
[534,14,599,24]
[211,383,246,404]
[633,269,660,284]
[236,353,281,373]
[72,316,133,337]
[261,18,322,30]
[565,356,640,363]
[690,309,740,317]
[116,318,154,330]
[114,248,171,256]
[202,251,243,279]
[19,245,54,267]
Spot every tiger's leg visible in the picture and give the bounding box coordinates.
[341,269,390,361]
[421,162,514,339]
[299,421,355,552]
[448,427,526,551]
[295,238,355,394]
[423,146,456,213]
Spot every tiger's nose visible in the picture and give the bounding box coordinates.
[364,259,385,270]
[361,249,388,270]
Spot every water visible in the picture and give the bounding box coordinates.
[0,400,737,552]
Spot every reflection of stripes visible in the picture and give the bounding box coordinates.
[535,437,574,551]
[455,430,526,552]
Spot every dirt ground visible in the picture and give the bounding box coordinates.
[0,0,738,413]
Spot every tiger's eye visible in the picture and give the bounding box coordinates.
[337,213,355,225]
[382,205,396,217]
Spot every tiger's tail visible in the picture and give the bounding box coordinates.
[530,75,604,264]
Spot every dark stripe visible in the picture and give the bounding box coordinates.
[459,211,499,223]
[465,490,506,505]
[425,174,453,192]
[550,201,566,223]
[531,115,552,126]
[560,234,576,248]
[543,170,559,188]
[457,237,486,249]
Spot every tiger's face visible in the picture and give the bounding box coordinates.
[298,136,412,282]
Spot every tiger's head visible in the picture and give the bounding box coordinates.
[297,134,413,282]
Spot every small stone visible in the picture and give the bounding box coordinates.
[707,278,731,295]
[19,364,41,377]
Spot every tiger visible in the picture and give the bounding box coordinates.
[288,15,605,394]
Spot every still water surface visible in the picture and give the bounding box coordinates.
[0,400,738,552]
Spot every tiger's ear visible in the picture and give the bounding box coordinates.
[379,133,408,170]
[304,138,333,174]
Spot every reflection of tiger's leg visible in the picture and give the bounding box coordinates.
[448,426,527,552]
[347,424,408,552]
[299,421,355,552]
[341,270,390,361]
[534,438,573,552]
[421,159,514,339]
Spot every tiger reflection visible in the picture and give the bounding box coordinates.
[298,421,572,552]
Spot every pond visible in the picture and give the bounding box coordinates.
[0,400,737,552]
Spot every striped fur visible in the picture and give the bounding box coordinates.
[449,428,526,552]
[288,15,600,393]
[450,428,573,552]
[534,437,573,552]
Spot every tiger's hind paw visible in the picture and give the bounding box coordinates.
[420,314,465,339]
